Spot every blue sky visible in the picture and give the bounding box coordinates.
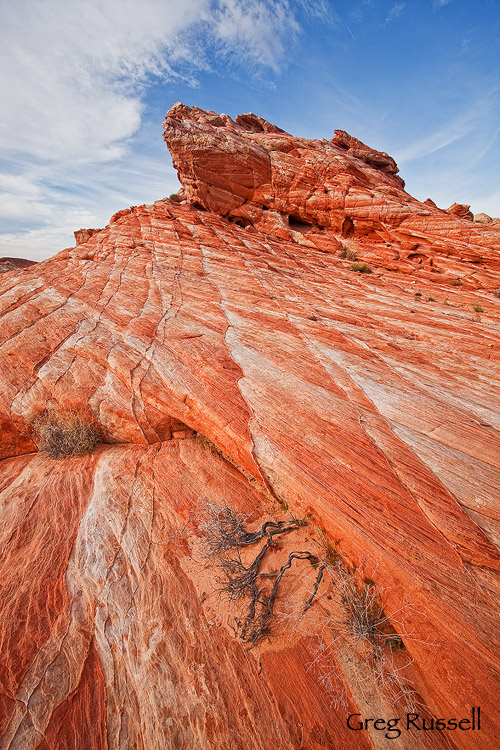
[1,0,499,261]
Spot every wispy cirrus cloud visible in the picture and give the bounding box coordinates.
[385,3,406,24]
[212,0,300,71]
[395,103,485,163]
[394,92,499,214]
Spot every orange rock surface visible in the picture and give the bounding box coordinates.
[0,104,499,749]
[74,228,103,246]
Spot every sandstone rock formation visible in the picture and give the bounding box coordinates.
[0,104,499,749]
[163,103,500,291]
[446,203,474,221]
[74,228,103,245]
[474,212,498,225]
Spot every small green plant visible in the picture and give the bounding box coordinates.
[339,244,357,261]
[350,262,372,274]
[288,510,309,527]
[386,635,405,652]
[169,192,181,202]
[32,409,101,457]
[427,296,435,302]
[313,530,343,568]
[414,291,422,297]
[195,432,222,456]
[281,500,289,512]
[450,278,462,287]
[325,547,342,568]
[473,303,484,313]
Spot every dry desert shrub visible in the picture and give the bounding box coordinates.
[199,501,316,646]
[339,244,357,261]
[200,503,429,708]
[314,564,420,711]
[350,262,372,274]
[32,409,101,457]
[278,547,430,713]
[199,501,251,557]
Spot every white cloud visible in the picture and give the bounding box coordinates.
[0,175,51,222]
[385,3,406,24]
[1,1,198,164]
[0,0,298,164]
[0,0,299,259]
[0,149,183,262]
[213,0,298,71]
[0,216,99,263]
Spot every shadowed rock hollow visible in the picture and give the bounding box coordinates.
[0,103,499,749]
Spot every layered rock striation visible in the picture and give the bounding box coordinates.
[0,104,499,749]
[163,103,500,289]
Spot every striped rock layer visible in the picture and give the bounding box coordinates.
[0,104,499,749]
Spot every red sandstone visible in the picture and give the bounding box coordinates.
[0,104,499,749]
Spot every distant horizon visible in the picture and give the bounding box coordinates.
[1,0,499,261]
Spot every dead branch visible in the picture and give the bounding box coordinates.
[303,564,326,613]
[199,501,307,558]
[239,551,319,647]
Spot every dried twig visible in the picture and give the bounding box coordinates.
[200,502,317,646]
[303,564,326,613]
[199,501,306,558]
[240,551,320,646]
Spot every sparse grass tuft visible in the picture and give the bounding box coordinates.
[313,530,343,568]
[32,409,101,457]
[473,303,484,313]
[339,244,357,261]
[350,262,372,274]
[279,554,429,713]
[169,192,181,202]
